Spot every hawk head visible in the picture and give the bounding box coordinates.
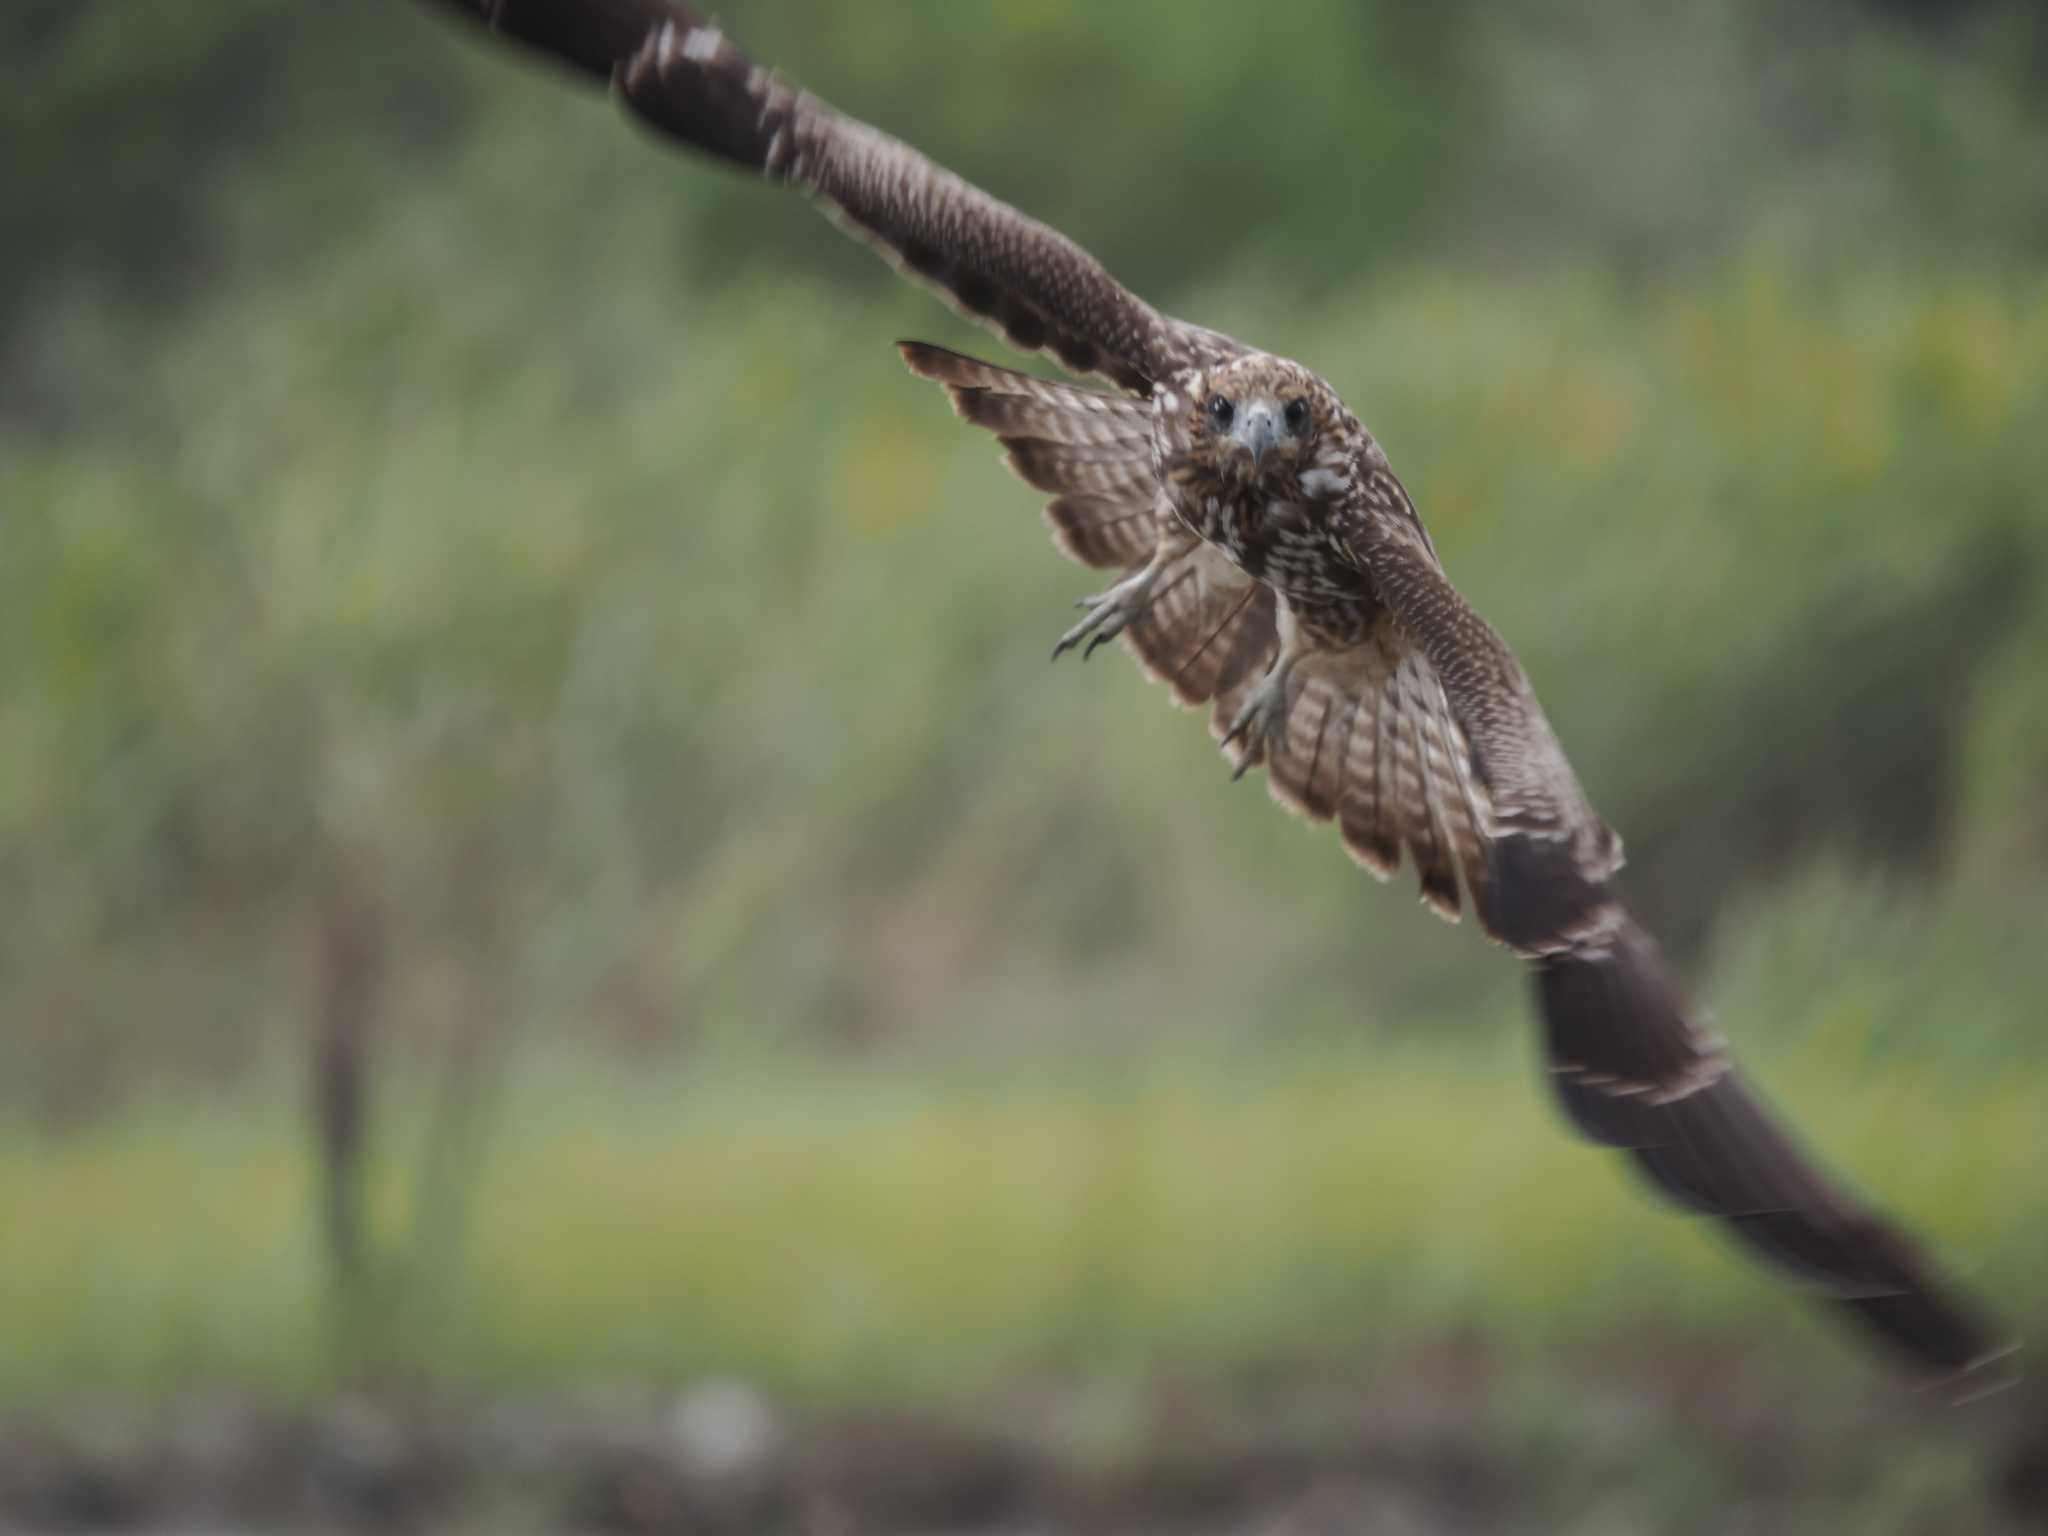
[1168,355,1349,502]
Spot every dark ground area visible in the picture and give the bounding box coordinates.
[6,1349,2045,1535]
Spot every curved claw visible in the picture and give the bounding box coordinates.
[1224,715,1265,780]
[1220,660,1296,781]
[1051,566,1161,663]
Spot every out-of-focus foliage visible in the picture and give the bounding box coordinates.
[4,1040,2039,1399]
[1,0,2044,1422]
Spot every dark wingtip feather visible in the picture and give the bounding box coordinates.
[1533,918,2015,1390]
[1478,832,1619,954]
[613,7,791,174]
[1833,1296,2020,1402]
[416,0,682,84]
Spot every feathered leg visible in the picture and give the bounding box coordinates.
[1220,597,1311,779]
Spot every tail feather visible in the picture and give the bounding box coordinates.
[1124,549,1277,711]
[1398,684,1465,920]
[1335,670,1403,880]
[1267,670,1355,823]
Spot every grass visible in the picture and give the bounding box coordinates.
[3,1036,2037,1406]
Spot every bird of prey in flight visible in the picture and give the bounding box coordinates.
[416,0,2014,1395]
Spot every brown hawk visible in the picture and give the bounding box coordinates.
[417,0,2014,1395]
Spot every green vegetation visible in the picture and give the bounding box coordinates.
[3,1041,2039,1403]
[3,0,2045,1446]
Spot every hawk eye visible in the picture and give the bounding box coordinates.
[1205,394,1235,430]
[1283,398,1311,434]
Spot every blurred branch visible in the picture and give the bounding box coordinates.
[311,855,386,1331]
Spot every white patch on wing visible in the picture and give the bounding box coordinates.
[682,25,726,61]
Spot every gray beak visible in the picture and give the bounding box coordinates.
[1231,402,1281,470]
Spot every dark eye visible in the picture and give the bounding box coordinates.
[1205,394,1235,430]
[1283,398,1311,434]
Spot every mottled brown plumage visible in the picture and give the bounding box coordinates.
[416,0,2016,1396]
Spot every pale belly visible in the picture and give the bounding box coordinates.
[1164,483,1379,648]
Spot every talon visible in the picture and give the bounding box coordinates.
[1219,656,1298,779]
[1050,565,1161,665]
[1220,693,1267,750]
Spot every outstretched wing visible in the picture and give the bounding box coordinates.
[1313,464,2016,1395]
[416,0,1239,391]
[900,342,1160,563]
[1539,918,2012,1394]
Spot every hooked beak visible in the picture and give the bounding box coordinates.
[1229,401,1282,472]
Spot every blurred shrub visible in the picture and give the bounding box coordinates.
[3,0,2046,1119]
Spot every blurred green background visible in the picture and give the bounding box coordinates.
[4,0,2047,1528]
